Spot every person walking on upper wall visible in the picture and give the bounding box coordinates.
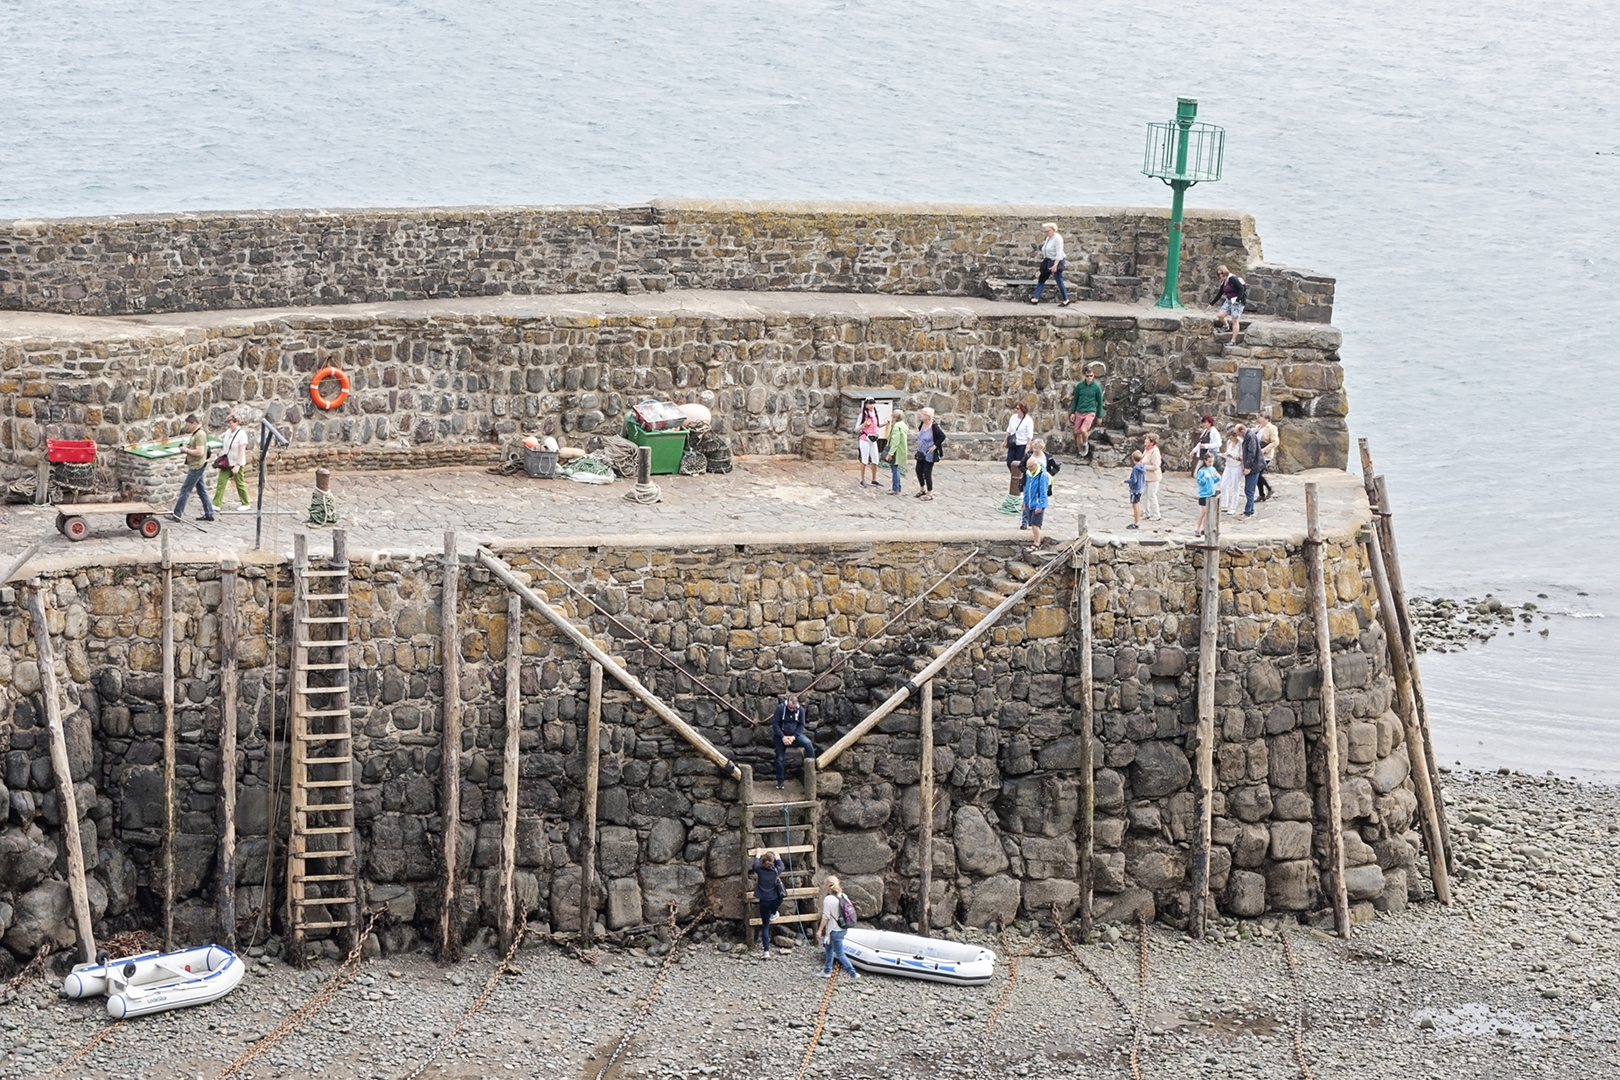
[212,413,252,512]
[1209,264,1247,344]
[752,850,785,961]
[1029,223,1069,306]
[770,693,813,791]
[819,876,860,979]
[170,414,216,523]
[913,407,946,501]
[857,398,882,489]
[1069,365,1104,458]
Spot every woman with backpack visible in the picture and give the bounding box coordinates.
[753,850,785,960]
[818,876,860,979]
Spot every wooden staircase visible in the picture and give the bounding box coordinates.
[287,531,360,961]
[741,764,823,935]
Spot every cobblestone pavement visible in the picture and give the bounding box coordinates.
[1,459,1367,574]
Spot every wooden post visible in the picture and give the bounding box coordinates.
[27,584,97,963]
[0,539,45,587]
[817,537,1082,769]
[1074,514,1095,942]
[497,595,522,954]
[917,680,934,937]
[1371,474,1453,872]
[33,458,49,506]
[1305,486,1350,938]
[162,529,176,952]
[1190,498,1220,939]
[477,548,741,779]
[218,557,240,952]
[438,532,463,962]
[1364,526,1451,905]
[580,662,603,942]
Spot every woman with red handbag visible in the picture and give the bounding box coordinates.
[212,414,252,511]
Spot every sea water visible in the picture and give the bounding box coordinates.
[1,0,1616,776]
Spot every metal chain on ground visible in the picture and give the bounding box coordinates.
[801,548,982,695]
[397,916,528,1080]
[591,902,706,1080]
[1279,930,1318,1080]
[212,912,379,1080]
[1130,911,1149,1080]
[985,927,1029,1036]
[2,947,47,1000]
[45,1019,126,1078]
[1052,906,1131,1012]
[792,966,840,1080]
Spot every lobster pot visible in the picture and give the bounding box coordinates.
[523,448,559,479]
[696,434,733,475]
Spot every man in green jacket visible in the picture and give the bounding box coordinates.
[1069,367,1105,457]
[170,414,217,522]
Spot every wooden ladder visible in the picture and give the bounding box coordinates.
[287,531,359,962]
[741,763,823,934]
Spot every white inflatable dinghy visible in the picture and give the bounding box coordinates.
[841,929,997,986]
[63,945,245,1018]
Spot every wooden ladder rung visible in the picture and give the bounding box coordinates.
[754,800,818,810]
[299,782,352,792]
[295,874,354,883]
[302,662,348,671]
[300,733,351,742]
[748,912,821,926]
[294,896,353,906]
[780,887,820,899]
[749,844,813,856]
[297,757,353,767]
[297,920,353,930]
[301,709,351,717]
[299,801,354,812]
[301,616,348,624]
[298,639,350,648]
[300,826,354,836]
[299,850,351,860]
[297,686,347,695]
[304,593,349,601]
[303,569,349,577]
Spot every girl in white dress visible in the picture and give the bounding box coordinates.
[1219,431,1244,514]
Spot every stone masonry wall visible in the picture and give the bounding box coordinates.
[0,532,1423,959]
[0,305,1349,485]
[0,201,1331,323]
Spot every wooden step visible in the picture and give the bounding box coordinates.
[302,569,349,577]
[304,593,349,602]
[780,887,820,899]
[296,685,347,695]
[299,850,351,860]
[302,662,349,671]
[747,911,821,926]
[299,802,354,813]
[295,874,355,884]
[299,781,352,790]
[294,895,353,907]
[299,826,354,836]
[751,800,818,810]
[300,616,348,624]
[299,732,351,742]
[297,757,354,767]
[301,709,352,718]
[298,920,353,930]
[749,844,813,857]
[298,640,351,648]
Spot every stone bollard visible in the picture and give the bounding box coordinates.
[636,446,652,486]
[315,467,331,492]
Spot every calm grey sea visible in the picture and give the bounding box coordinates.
[2,0,1616,775]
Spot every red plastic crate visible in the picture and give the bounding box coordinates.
[47,439,97,464]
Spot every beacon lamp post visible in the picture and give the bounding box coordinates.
[1143,96,1225,309]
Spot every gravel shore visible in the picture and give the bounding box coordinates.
[1,769,1615,1080]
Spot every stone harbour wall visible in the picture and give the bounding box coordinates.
[0,201,1331,324]
[0,304,1349,485]
[0,531,1425,959]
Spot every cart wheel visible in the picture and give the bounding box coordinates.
[126,513,143,530]
[63,516,89,542]
[139,516,162,539]
[55,512,68,536]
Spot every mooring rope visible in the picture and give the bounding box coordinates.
[396,916,528,1080]
[1052,906,1131,1012]
[792,965,840,1080]
[1279,930,1317,1080]
[212,912,379,1080]
[591,902,706,1080]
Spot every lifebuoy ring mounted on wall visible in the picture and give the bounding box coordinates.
[309,366,350,410]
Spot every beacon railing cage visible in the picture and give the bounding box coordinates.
[1142,120,1225,184]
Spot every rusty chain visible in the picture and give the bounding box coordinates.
[1052,906,1131,1013]
[2,947,48,1001]
[793,964,840,1080]
[591,902,706,1080]
[1279,929,1317,1080]
[212,913,379,1080]
[1130,911,1149,1080]
[45,1019,126,1078]
[396,915,528,1080]
[985,927,1031,1037]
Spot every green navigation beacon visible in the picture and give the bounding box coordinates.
[1142,97,1225,309]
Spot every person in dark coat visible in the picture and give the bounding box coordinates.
[1240,423,1265,517]
[770,694,813,790]
[752,850,786,959]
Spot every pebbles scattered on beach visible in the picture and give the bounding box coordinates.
[0,771,1614,1079]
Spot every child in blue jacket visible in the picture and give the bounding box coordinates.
[1022,458,1050,554]
[1125,450,1146,530]
[1195,452,1220,537]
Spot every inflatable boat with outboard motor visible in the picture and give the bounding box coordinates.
[63,944,245,1018]
[841,929,996,985]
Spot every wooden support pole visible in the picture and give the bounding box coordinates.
[917,680,934,937]
[1305,485,1351,939]
[438,531,463,962]
[0,539,45,586]
[218,556,240,952]
[1364,526,1451,905]
[818,537,1082,770]
[1372,474,1453,872]
[477,548,741,779]
[497,594,522,954]
[27,584,97,963]
[580,662,603,942]
[162,529,176,952]
[1074,514,1095,942]
[1190,498,1220,940]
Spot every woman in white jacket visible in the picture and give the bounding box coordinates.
[212,414,252,511]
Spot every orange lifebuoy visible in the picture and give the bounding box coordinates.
[309,366,350,410]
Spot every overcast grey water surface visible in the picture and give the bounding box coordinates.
[2,0,1617,776]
